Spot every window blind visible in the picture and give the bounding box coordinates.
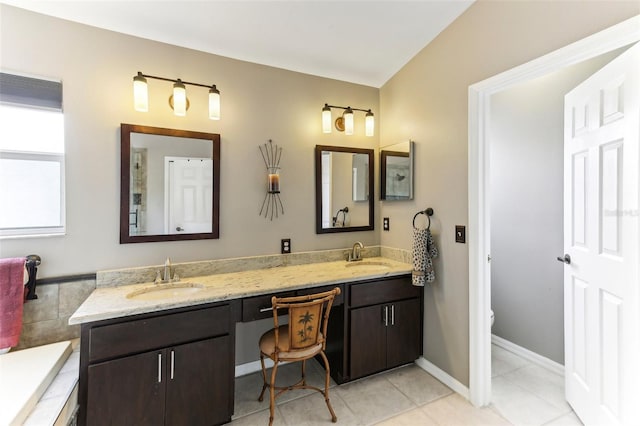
[0,72,62,110]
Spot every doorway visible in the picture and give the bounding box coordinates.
[467,14,639,410]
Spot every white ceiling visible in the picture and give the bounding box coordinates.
[1,0,474,87]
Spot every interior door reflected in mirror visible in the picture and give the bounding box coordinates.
[380,141,414,200]
[315,145,374,234]
[120,124,220,243]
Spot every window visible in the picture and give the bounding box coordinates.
[0,73,65,237]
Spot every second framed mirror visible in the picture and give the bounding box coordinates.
[315,145,374,234]
[380,140,414,200]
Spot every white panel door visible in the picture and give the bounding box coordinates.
[563,43,639,426]
[165,157,213,234]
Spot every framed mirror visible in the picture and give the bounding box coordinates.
[315,145,374,234]
[120,124,220,243]
[380,140,414,200]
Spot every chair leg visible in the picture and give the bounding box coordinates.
[269,360,279,426]
[319,351,337,422]
[301,359,307,386]
[258,353,268,402]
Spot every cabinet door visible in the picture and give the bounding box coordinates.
[87,350,166,426]
[165,335,232,426]
[350,304,387,379]
[386,298,421,369]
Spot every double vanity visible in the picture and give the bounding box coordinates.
[70,256,422,425]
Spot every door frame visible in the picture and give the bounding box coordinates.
[467,15,640,407]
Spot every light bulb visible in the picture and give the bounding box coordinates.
[209,85,220,120]
[365,110,374,137]
[133,72,148,112]
[322,104,332,133]
[173,80,186,116]
[344,108,354,135]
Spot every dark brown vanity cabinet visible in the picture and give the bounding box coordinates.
[79,302,237,426]
[348,277,422,380]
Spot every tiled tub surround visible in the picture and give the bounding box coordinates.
[17,277,96,350]
[71,253,412,325]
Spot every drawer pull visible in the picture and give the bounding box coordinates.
[391,304,395,326]
[383,306,389,327]
[157,353,162,383]
[259,307,274,313]
[170,350,175,380]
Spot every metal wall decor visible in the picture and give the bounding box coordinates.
[259,139,284,220]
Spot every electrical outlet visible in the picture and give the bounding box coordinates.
[281,238,291,254]
[383,217,390,231]
[455,226,466,243]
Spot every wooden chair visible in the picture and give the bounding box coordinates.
[258,287,341,425]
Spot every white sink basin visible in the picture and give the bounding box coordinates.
[126,282,204,300]
[344,261,392,271]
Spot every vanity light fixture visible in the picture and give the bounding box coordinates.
[321,103,374,137]
[132,72,221,120]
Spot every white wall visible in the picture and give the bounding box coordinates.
[0,5,380,278]
[490,49,625,365]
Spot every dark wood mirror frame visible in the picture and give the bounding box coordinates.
[315,145,374,234]
[120,123,220,244]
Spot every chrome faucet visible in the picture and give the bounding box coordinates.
[348,242,364,262]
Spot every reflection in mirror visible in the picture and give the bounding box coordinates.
[315,145,374,234]
[380,140,414,200]
[120,124,220,243]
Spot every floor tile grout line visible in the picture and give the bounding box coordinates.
[497,372,572,414]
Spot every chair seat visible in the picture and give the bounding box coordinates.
[259,325,323,360]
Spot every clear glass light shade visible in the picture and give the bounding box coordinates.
[322,105,332,133]
[209,86,220,120]
[365,111,374,137]
[172,80,187,116]
[344,109,354,135]
[133,74,148,112]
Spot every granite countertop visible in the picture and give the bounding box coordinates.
[69,257,412,325]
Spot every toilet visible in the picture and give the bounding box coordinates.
[490,309,495,328]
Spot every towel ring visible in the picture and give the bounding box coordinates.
[413,208,434,230]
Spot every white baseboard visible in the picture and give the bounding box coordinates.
[491,334,565,376]
[415,357,470,399]
[235,358,292,378]
[235,359,266,377]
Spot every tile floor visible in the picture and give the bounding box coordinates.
[231,344,582,425]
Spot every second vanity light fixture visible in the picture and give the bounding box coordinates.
[133,72,220,119]
[322,103,374,137]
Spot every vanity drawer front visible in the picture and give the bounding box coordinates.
[88,304,230,362]
[242,291,295,322]
[350,277,418,308]
[296,285,343,306]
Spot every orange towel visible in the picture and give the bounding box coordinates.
[0,257,26,350]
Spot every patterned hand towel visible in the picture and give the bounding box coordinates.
[0,257,26,351]
[412,228,438,286]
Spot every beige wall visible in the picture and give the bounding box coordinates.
[0,5,380,278]
[379,0,639,385]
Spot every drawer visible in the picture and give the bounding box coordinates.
[350,277,418,308]
[88,304,230,363]
[241,291,295,322]
[296,285,343,306]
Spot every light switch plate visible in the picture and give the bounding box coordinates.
[455,226,466,243]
